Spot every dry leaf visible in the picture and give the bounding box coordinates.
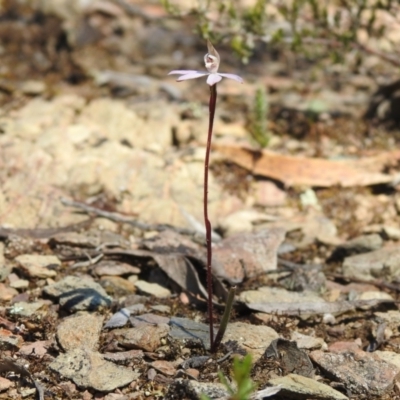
[214,142,400,187]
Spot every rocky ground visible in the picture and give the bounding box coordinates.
[2,1,400,399]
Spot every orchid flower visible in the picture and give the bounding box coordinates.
[168,41,242,353]
[168,40,243,86]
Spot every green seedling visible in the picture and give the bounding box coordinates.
[248,85,270,148]
[201,354,257,400]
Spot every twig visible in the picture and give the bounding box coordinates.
[60,197,217,240]
[330,273,400,292]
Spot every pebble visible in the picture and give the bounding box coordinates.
[0,328,23,350]
[18,340,49,357]
[0,376,12,392]
[331,234,382,259]
[291,331,327,350]
[169,317,211,350]
[112,324,170,352]
[130,313,170,327]
[375,350,400,370]
[239,286,325,310]
[134,280,171,298]
[310,348,399,396]
[19,80,46,95]
[9,279,29,289]
[94,262,140,276]
[150,305,171,313]
[166,379,228,400]
[0,283,18,301]
[103,349,143,363]
[56,313,104,352]
[223,322,279,362]
[354,291,394,301]
[15,254,60,278]
[342,246,400,281]
[8,301,45,317]
[267,373,348,400]
[382,225,400,240]
[50,348,139,392]
[151,360,176,376]
[252,180,287,207]
[100,276,136,296]
[212,228,285,284]
[43,275,112,312]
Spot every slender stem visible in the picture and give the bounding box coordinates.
[205,83,217,350]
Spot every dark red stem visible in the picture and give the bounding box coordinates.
[204,83,217,350]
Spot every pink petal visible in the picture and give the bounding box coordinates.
[218,73,244,83]
[168,70,199,75]
[207,73,222,86]
[177,71,209,81]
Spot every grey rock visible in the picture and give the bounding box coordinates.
[342,246,400,281]
[15,254,60,278]
[43,275,112,311]
[150,305,171,314]
[165,379,228,400]
[0,330,23,350]
[375,350,400,370]
[333,234,382,259]
[0,265,11,282]
[104,308,131,329]
[240,286,325,308]
[267,374,348,400]
[382,226,400,240]
[134,280,171,298]
[8,301,46,317]
[19,80,46,95]
[57,313,103,352]
[112,324,169,352]
[130,313,170,327]
[223,322,279,362]
[49,348,138,392]
[169,317,211,350]
[291,331,327,351]
[264,339,314,378]
[310,349,399,396]
[100,276,136,296]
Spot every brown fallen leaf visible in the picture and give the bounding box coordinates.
[214,142,400,187]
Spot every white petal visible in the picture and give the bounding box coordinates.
[218,73,244,83]
[207,73,222,86]
[168,70,199,75]
[177,71,209,81]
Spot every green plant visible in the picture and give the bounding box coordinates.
[201,354,257,400]
[162,0,399,68]
[248,86,270,148]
